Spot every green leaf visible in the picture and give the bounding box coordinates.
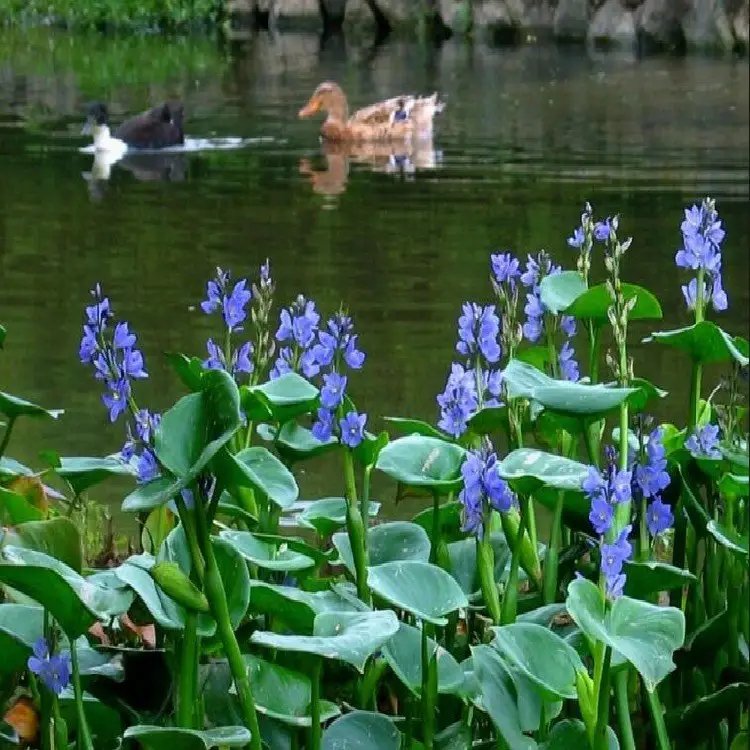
[448,534,510,595]
[0,487,44,524]
[258,421,338,463]
[471,644,535,750]
[251,610,400,673]
[678,609,729,668]
[165,352,204,391]
[240,654,340,727]
[0,391,63,420]
[219,529,315,572]
[0,720,18,744]
[212,537,251,629]
[353,430,389,468]
[383,621,464,697]
[12,516,83,572]
[122,477,176,513]
[59,689,123,748]
[567,282,662,321]
[0,457,33,479]
[217,447,298,510]
[367,560,468,626]
[333,522,431,577]
[540,271,587,314]
[83,570,134,618]
[540,719,619,749]
[122,725,252,749]
[150,561,209,613]
[296,497,380,537]
[0,546,114,637]
[707,519,748,558]
[718,473,749,498]
[645,322,749,366]
[665,683,750,745]
[412,501,464,543]
[247,581,360,633]
[623,561,696,599]
[375,435,466,492]
[383,416,447,440]
[489,622,583,700]
[503,359,636,419]
[241,373,319,424]
[321,711,401,750]
[626,378,668,413]
[0,603,44,674]
[74,637,125,681]
[566,578,685,691]
[52,456,135,495]
[0,324,5,348]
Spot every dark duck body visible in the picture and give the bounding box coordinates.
[83,101,185,151]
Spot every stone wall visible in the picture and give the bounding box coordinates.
[226,0,749,52]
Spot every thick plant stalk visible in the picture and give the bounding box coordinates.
[176,613,199,728]
[542,492,564,605]
[500,508,541,589]
[592,646,612,750]
[420,624,437,750]
[646,686,671,750]
[614,670,636,750]
[309,658,323,750]
[477,529,501,624]
[343,449,371,604]
[500,510,526,624]
[70,641,94,750]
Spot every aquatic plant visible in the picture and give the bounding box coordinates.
[0,197,747,750]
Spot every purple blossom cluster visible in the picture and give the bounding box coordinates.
[270,295,321,380]
[200,267,254,378]
[633,427,673,538]
[459,447,516,537]
[685,423,722,460]
[28,638,70,695]
[675,198,728,314]
[79,285,148,423]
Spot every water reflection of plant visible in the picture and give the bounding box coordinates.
[0,198,747,750]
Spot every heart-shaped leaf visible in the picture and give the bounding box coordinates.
[0,487,43,524]
[241,373,319,424]
[165,353,204,391]
[0,547,116,637]
[333,522,431,576]
[0,391,63,421]
[383,621,464,696]
[645,322,748,366]
[448,534,510,596]
[0,603,44,674]
[216,447,298,510]
[367,560,468,626]
[257,422,338,463]
[51,456,135,496]
[539,719,619,749]
[489,622,583,700]
[321,711,401,750]
[11,517,83,573]
[296,497,380,537]
[122,725,252,749]
[383,417,447,440]
[239,654,340,727]
[375,435,466,492]
[566,282,662,321]
[251,610,399,673]
[412,501,464,543]
[623,561,696,599]
[219,530,315,572]
[540,271,587,314]
[566,577,685,691]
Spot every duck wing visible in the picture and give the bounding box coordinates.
[114,103,184,149]
[349,96,406,125]
[350,93,444,139]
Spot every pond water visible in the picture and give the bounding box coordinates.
[1,29,748,516]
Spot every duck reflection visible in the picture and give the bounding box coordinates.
[82,149,188,200]
[299,138,440,197]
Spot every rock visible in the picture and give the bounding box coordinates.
[637,0,685,50]
[553,0,590,40]
[438,0,474,35]
[321,0,347,24]
[268,0,322,29]
[731,0,749,47]
[681,0,734,50]
[588,0,637,46]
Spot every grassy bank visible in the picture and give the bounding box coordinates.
[0,0,222,32]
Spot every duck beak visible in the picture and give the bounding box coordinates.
[298,98,319,119]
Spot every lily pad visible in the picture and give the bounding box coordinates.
[333,522,431,576]
[383,417,447,440]
[383,621,464,696]
[367,560,468,626]
[375,435,466,492]
[623,561,696,599]
[251,610,400,673]
[539,719,619,749]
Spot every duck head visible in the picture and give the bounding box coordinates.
[298,82,348,123]
[82,102,109,135]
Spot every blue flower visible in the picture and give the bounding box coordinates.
[79,326,98,363]
[600,526,632,599]
[321,372,347,410]
[635,428,670,499]
[223,280,252,332]
[589,495,614,535]
[234,342,253,374]
[340,411,367,448]
[102,379,130,423]
[437,363,478,438]
[272,296,322,379]
[567,227,585,248]
[559,341,579,382]
[583,466,606,502]
[594,219,612,242]
[490,252,521,285]
[136,449,160,484]
[560,315,577,338]
[311,408,334,442]
[122,349,147,379]
[646,497,673,537]
[459,447,515,537]
[685,423,722,460]
[134,409,160,443]
[611,469,633,504]
[28,638,71,696]
[457,303,501,364]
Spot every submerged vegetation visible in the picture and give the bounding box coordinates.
[0,198,748,749]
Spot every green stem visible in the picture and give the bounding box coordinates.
[478,530,501,624]
[614,670,636,750]
[50,693,67,750]
[194,499,261,750]
[177,613,199,728]
[688,361,703,429]
[176,498,205,583]
[589,324,602,384]
[501,507,526,624]
[638,497,650,562]
[542,493,563,605]
[357,657,387,710]
[360,465,372,533]
[613,400,631,534]
[584,422,601,468]
[421,624,436,750]
[343,449,370,603]
[70,641,94,750]
[309,658,322,750]
[593,646,612,750]
[0,415,16,458]
[646,686,671,750]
